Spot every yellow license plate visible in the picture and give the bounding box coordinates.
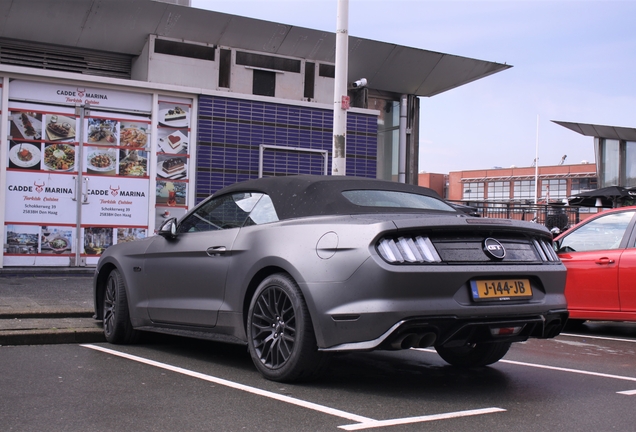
[470,279,533,301]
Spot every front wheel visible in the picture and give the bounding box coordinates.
[247,273,327,382]
[103,269,139,344]
[436,342,511,367]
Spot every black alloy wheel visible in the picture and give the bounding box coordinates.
[247,273,326,382]
[103,269,139,344]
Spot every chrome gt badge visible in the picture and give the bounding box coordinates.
[483,238,506,260]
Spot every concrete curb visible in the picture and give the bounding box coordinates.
[0,269,102,346]
[0,317,105,346]
[0,327,105,346]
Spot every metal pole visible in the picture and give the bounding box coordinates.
[534,114,539,205]
[398,94,407,183]
[332,0,349,176]
[74,104,88,267]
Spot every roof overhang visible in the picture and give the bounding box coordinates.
[0,0,511,97]
[553,121,636,141]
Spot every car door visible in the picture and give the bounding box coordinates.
[556,210,636,315]
[618,231,636,313]
[144,192,264,327]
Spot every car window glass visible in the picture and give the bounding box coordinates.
[558,210,635,252]
[244,194,279,226]
[178,193,263,233]
[342,190,456,212]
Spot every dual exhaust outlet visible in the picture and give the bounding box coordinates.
[390,331,437,350]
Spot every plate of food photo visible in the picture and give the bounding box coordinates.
[11,112,42,140]
[119,151,147,177]
[47,236,70,254]
[120,126,148,148]
[43,143,75,171]
[157,157,187,179]
[9,143,41,168]
[158,130,188,154]
[158,106,189,128]
[88,150,117,172]
[87,119,118,145]
[45,114,76,141]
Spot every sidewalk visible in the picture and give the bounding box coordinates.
[0,267,105,345]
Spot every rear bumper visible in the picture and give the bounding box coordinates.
[320,309,569,352]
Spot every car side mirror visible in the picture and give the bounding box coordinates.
[158,217,177,239]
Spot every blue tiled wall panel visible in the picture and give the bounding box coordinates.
[195,96,377,202]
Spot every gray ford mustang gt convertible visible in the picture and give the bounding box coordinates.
[93,175,568,382]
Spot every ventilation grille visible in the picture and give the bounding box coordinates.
[0,39,132,79]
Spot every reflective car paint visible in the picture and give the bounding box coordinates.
[94,175,568,380]
[554,206,636,321]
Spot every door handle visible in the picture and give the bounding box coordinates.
[595,257,615,265]
[206,246,227,257]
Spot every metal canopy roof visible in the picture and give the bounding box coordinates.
[0,0,511,97]
[553,121,636,141]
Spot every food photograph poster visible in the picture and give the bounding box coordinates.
[3,82,194,266]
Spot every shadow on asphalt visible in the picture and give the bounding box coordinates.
[103,331,512,397]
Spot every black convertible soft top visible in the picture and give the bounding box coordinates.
[212,175,455,220]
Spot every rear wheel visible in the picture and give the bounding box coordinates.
[103,269,139,344]
[247,273,327,382]
[436,342,511,367]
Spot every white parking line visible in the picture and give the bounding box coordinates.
[82,344,505,430]
[417,347,636,384]
[560,333,636,344]
[338,408,506,430]
[499,359,636,383]
[617,389,636,395]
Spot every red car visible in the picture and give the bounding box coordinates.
[554,206,636,324]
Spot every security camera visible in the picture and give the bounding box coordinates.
[352,78,367,88]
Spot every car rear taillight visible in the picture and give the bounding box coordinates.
[534,239,560,262]
[377,236,442,264]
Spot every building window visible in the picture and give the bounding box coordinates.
[154,39,216,61]
[627,141,636,187]
[463,182,484,201]
[570,177,597,196]
[487,181,510,201]
[218,49,231,88]
[319,63,335,78]
[513,180,536,202]
[236,51,301,73]
[304,62,315,100]
[253,69,276,97]
[541,179,567,201]
[600,139,620,186]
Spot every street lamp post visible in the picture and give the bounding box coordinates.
[332,0,349,176]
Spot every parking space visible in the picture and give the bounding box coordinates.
[3,326,636,431]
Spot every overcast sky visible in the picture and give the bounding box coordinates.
[191,0,636,174]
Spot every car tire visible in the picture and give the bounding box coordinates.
[247,273,327,382]
[435,341,511,367]
[103,269,139,344]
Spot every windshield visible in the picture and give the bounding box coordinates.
[342,190,456,212]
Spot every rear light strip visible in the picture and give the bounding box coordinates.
[377,236,442,264]
[534,239,560,262]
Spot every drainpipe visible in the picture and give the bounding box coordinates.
[332,0,349,176]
